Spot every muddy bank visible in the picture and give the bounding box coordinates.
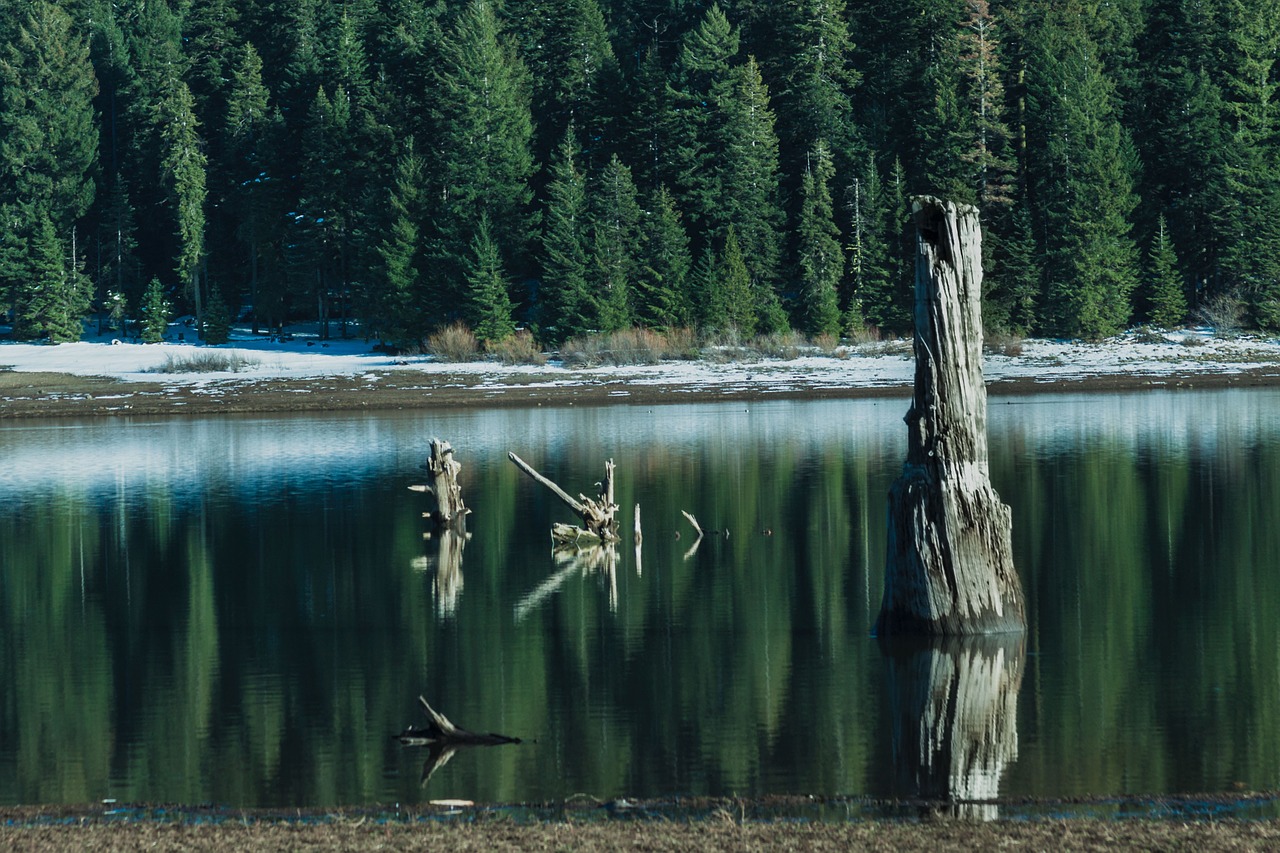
[2,364,1279,420]
[2,803,1280,852]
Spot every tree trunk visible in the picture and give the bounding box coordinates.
[875,197,1025,636]
[412,438,469,527]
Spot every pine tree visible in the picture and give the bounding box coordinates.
[372,141,425,347]
[504,0,618,169]
[464,215,517,344]
[1146,214,1188,328]
[1134,0,1232,306]
[717,56,785,298]
[140,275,169,342]
[430,0,535,302]
[1025,4,1139,339]
[223,43,282,334]
[635,185,692,329]
[662,5,740,232]
[771,0,861,174]
[155,80,208,324]
[719,225,756,335]
[691,243,728,331]
[0,0,99,233]
[1218,0,1280,329]
[539,130,593,343]
[797,142,843,338]
[202,286,232,344]
[845,154,886,333]
[589,155,643,333]
[94,173,143,321]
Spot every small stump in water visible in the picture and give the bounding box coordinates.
[875,197,1025,636]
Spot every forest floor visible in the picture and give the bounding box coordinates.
[2,323,1280,419]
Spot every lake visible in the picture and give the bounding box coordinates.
[1,389,1279,809]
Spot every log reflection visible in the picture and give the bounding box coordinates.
[411,521,471,619]
[880,634,1025,820]
[513,544,619,621]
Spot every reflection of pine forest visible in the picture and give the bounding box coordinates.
[2,399,1280,805]
[4,0,1280,346]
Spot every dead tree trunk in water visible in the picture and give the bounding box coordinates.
[875,197,1025,636]
[410,439,469,528]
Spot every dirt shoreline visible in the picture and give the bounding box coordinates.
[2,363,1279,420]
[3,799,1280,851]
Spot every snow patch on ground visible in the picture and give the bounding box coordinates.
[1,323,1278,392]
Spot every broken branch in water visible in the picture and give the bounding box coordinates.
[509,451,620,542]
[395,696,521,747]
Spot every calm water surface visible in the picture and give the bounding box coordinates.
[1,390,1278,808]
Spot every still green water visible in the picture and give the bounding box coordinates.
[0,390,1278,808]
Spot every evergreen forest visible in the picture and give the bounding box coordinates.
[2,0,1278,347]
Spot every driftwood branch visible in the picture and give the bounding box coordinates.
[396,696,521,747]
[509,452,620,542]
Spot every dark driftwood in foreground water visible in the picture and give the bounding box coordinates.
[395,696,521,747]
[876,197,1025,636]
[508,452,620,542]
[409,438,469,527]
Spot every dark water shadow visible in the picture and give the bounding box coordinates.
[878,633,1026,820]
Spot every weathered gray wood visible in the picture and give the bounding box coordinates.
[875,197,1025,636]
[411,438,469,527]
[509,452,620,541]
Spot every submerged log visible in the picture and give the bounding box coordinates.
[508,452,620,542]
[875,197,1025,636]
[410,438,469,527]
[395,696,521,747]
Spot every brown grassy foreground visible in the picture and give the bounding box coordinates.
[4,816,1280,852]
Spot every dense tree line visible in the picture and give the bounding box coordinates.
[0,0,1277,345]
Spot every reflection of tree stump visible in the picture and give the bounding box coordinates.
[882,635,1025,820]
[876,197,1025,636]
[413,526,469,618]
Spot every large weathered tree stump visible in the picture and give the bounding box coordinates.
[875,197,1025,636]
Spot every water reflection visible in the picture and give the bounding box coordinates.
[880,635,1025,820]
[413,523,470,619]
[2,392,1280,806]
[514,544,620,620]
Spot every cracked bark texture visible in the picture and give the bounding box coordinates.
[875,197,1025,636]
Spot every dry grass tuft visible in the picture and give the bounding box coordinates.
[427,323,480,362]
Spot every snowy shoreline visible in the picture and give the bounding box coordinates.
[2,325,1280,420]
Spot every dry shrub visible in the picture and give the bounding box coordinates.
[560,328,673,366]
[846,324,883,345]
[811,333,839,355]
[150,351,260,373]
[985,329,1025,356]
[749,330,805,359]
[427,322,480,362]
[485,329,546,365]
[661,326,699,359]
[1197,290,1245,337]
